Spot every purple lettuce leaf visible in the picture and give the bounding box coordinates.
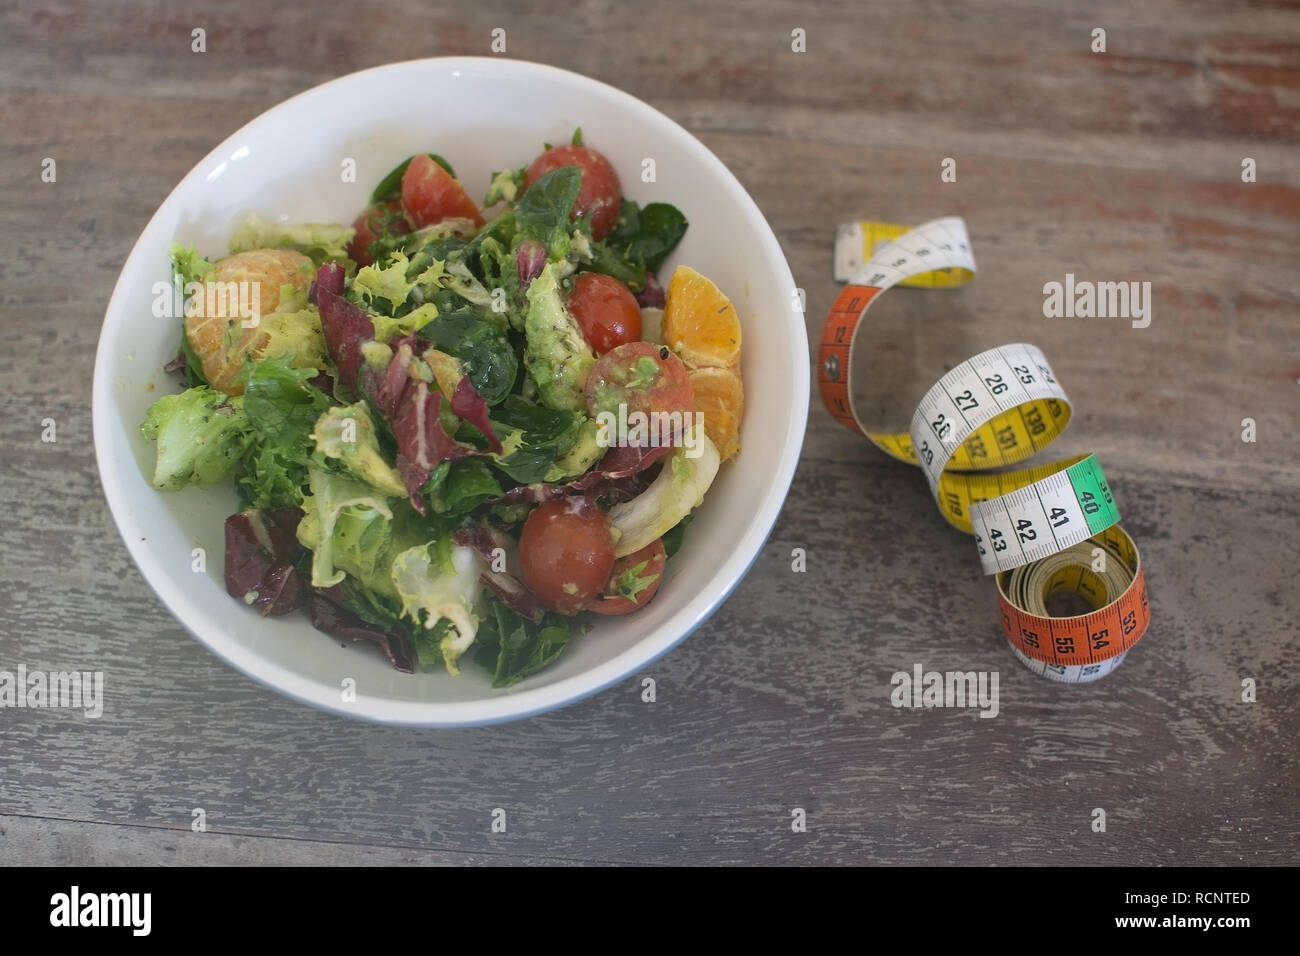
[308,591,415,674]
[450,376,502,454]
[635,269,666,309]
[316,263,375,395]
[516,238,547,290]
[224,508,308,617]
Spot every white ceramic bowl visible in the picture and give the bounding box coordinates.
[93,57,808,726]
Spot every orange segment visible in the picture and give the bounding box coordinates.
[183,249,314,394]
[662,265,742,370]
[688,366,743,461]
[210,248,314,315]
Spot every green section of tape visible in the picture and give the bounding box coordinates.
[1065,454,1121,535]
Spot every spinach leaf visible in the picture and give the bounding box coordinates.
[412,618,452,672]
[606,199,641,241]
[488,395,583,484]
[179,326,209,388]
[428,458,502,516]
[586,200,689,288]
[420,459,452,500]
[473,594,571,687]
[418,306,519,404]
[583,243,648,290]
[337,576,405,633]
[620,203,688,273]
[661,514,693,559]
[514,166,581,258]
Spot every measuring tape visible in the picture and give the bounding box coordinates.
[819,217,1150,682]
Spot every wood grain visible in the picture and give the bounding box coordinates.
[1,0,1297,865]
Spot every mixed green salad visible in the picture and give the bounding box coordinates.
[142,131,728,686]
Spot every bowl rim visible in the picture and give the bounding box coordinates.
[92,55,809,727]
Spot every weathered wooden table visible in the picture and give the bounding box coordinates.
[2,0,1296,865]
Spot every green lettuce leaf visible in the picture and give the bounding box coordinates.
[607,423,720,557]
[370,222,469,276]
[140,386,253,491]
[179,325,209,388]
[237,358,330,509]
[242,357,330,443]
[390,541,485,675]
[168,245,216,386]
[229,212,354,268]
[169,243,214,288]
[438,257,499,311]
[311,402,406,498]
[483,167,525,207]
[296,467,394,590]
[255,288,330,372]
[347,250,444,341]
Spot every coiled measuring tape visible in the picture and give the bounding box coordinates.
[819,217,1150,683]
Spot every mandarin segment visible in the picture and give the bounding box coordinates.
[183,248,314,394]
[688,365,743,461]
[662,265,742,369]
[210,248,314,315]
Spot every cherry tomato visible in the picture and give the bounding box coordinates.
[585,341,694,422]
[567,272,642,355]
[349,200,410,267]
[586,539,667,615]
[519,498,616,615]
[401,154,485,229]
[524,144,622,240]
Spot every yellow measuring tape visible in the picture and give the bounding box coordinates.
[820,217,1150,683]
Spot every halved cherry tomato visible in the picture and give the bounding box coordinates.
[524,144,621,240]
[519,498,616,616]
[586,539,667,615]
[401,153,485,229]
[585,341,693,421]
[349,200,410,267]
[567,272,642,355]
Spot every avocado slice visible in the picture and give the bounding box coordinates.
[522,262,596,413]
[544,417,604,482]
